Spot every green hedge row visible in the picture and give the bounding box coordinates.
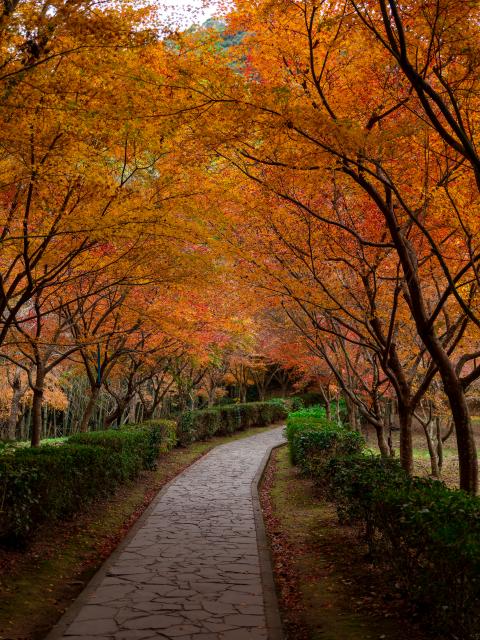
[0,398,286,547]
[177,400,288,445]
[325,455,480,639]
[286,403,480,639]
[285,404,360,468]
[0,420,176,546]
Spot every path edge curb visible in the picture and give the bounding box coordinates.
[251,437,286,640]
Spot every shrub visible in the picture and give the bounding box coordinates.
[0,420,175,547]
[326,454,405,526]
[0,444,126,545]
[323,454,480,639]
[290,392,324,408]
[140,419,177,453]
[286,405,342,464]
[267,397,289,411]
[176,401,287,446]
[294,428,364,478]
[69,422,165,473]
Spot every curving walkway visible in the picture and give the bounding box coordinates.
[48,426,285,640]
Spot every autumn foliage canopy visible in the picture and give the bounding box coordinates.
[1,0,480,492]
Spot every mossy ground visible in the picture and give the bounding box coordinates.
[0,424,280,640]
[261,445,429,640]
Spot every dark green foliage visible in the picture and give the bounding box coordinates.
[326,454,405,524]
[0,444,125,545]
[0,420,176,547]
[324,454,480,639]
[286,404,355,466]
[70,429,152,476]
[69,420,175,472]
[267,397,288,411]
[176,400,288,446]
[287,397,480,637]
[140,419,177,453]
[294,429,364,477]
[290,396,304,411]
[290,392,324,409]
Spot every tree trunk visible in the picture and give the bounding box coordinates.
[398,404,414,475]
[79,386,100,432]
[441,372,477,492]
[382,205,477,491]
[325,401,331,421]
[105,401,127,428]
[345,397,358,431]
[239,384,247,403]
[7,373,23,440]
[374,422,390,458]
[31,366,45,447]
[421,420,440,478]
[436,417,444,472]
[207,386,216,407]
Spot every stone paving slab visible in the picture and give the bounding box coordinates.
[47,427,286,640]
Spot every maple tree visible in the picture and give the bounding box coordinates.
[1,0,480,495]
[148,0,480,492]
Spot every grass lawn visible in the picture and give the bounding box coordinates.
[261,445,430,640]
[0,423,281,640]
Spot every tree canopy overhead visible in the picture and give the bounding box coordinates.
[1,0,480,493]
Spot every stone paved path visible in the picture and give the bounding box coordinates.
[49,427,285,640]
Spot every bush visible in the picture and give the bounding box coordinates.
[0,444,126,545]
[324,454,480,639]
[286,402,364,475]
[176,400,288,446]
[140,419,177,453]
[290,392,324,408]
[0,420,176,547]
[326,454,405,525]
[294,428,364,477]
[290,396,304,411]
[69,421,173,473]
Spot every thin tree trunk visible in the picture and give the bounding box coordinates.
[79,386,100,432]
[325,401,331,421]
[345,397,358,431]
[422,421,440,478]
[7,374,23,440]
[31,366,45,447]
[398,404,414,475]
[375,422,390,458]
[436,417,444,472]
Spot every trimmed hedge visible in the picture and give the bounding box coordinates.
[285,404,361,468]
[141,419,177,452]
[286,403,480,637]
[69,419,176,472]
[0,444,126,545]
[177,400,288,446]
[322,454,480,638]
[294,429,364,477]
[0,420,176,546]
